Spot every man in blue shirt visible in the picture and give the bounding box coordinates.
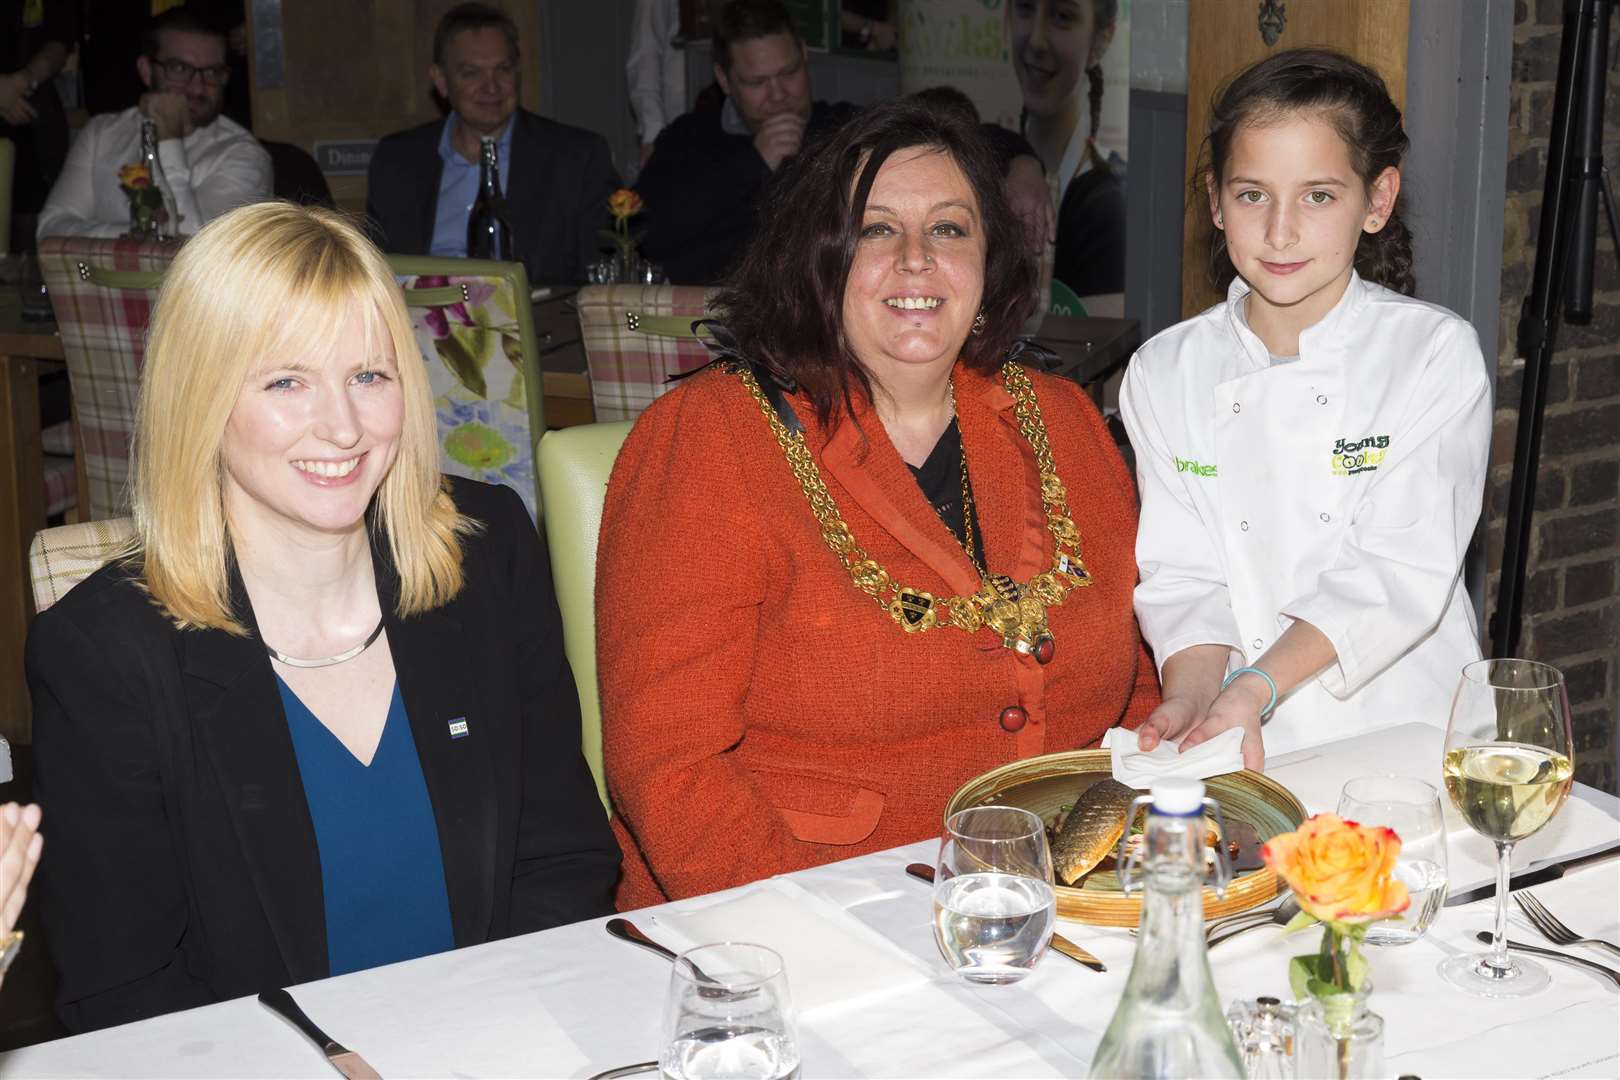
[366,3,619,284]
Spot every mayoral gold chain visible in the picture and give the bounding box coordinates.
[739,361,1093,655]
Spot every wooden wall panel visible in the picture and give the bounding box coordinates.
[247,0,543,211]
[1180,0,1410,317]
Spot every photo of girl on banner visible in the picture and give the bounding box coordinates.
[1008,0,1126,304]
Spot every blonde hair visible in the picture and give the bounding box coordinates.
[132,201,470,633]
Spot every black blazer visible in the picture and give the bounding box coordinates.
[26,478,621,1033]
[364,110,620,285]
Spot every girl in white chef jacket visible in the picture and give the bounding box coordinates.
[1121,48,1491,769]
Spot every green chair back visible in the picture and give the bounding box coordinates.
[1049,277,1090,318]
[536,420,634,811]
[391,255,546,523]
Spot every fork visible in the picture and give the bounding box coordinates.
[1515,892,1620,961]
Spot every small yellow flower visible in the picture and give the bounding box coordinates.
[608,188,644,222]
[1262,813,1410,925]
[119,164,152,189]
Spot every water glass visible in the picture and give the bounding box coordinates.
[931,805,1056,984]
[659,942,800,1080]
[1335,774,1448,945]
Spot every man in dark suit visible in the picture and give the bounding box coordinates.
[365,3,618,284]
[634,0,856,285]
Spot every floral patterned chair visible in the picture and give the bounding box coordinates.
[391,256,545,524]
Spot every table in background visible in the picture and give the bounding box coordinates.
[0,295,62,747]
[3,723,1615,1078]
[1031,314,1140,405]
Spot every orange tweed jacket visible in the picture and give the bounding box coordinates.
[597,363,1160,909]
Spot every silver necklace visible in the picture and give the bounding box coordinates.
[264,618,386,669]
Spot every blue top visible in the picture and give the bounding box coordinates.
[279,677,456,977]
[430,112,514,259]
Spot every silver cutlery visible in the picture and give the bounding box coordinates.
[1205,896,1302,949]
[903,862,1106,972]
[584,1062,658,1079]
[603,917,732,994]
[259,988,383,1079]
[1514,892,1620,960]
[1473,932,1620,989]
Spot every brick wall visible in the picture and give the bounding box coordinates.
[1488,1,1620,792]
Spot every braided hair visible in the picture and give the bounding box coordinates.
[1084,0,1118,173]
[1199,47,1415,295]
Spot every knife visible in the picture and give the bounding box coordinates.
[1445,842,1620,908]
[905,862,1106,972]
[259,988,383,1079]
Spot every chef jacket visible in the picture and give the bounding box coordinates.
[1119,272,1492,756]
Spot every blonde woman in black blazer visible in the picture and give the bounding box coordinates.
[25,203,619,1033]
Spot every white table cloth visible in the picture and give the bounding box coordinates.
[3,723,1616,1079]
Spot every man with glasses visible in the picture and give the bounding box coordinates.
[633,0,855,285]
[37,8,270,240]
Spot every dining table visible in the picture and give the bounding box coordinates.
[3,721,1614,1079]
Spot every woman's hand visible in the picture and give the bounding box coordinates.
[0,803,42,988]
[1179,674,1270,770]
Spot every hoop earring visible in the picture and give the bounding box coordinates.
[972,312,986,335]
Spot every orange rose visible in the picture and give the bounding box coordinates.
[608,188,644,221]
[119,164,152,189]
[1261,813,1410,925]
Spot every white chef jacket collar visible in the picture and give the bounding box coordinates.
[1223,270,1371,371]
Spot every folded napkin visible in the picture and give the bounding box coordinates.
[1103,725,1245,789]
[651,878,932,1014]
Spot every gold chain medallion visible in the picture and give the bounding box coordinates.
[740,362,1093,654]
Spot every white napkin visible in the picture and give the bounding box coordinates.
[1103,725,1245,789]
[650,878,932,1014]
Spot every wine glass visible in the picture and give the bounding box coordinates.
[1439,658,1575,996]
[1337,775,1449,944]
[658,942,800,1080]
[931,805,1056,983]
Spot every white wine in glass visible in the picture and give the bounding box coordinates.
[1439,659,1574,997]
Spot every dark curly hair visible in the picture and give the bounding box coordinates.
[1199,47,1415,296]
[712,100,1036,425]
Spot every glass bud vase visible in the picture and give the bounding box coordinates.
[1293,987,1383,1080]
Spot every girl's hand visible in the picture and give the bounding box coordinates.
[1180,677,1270,770]
[1136,695,1207,753]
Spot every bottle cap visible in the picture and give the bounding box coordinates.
[1149,776,1205,815]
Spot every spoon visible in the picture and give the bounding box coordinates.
[603,917,733,993]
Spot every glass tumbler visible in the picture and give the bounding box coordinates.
[1336,774,1448,944]
[658,942,800,1080]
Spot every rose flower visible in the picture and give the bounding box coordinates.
[1261,813,1410,925]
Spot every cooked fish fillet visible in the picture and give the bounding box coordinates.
[1052,777,1138,885]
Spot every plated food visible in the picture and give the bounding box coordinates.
[944,750,1306,926]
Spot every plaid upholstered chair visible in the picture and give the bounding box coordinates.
[391,256,546,523]
[574,284,715,422]
[28,516,136,615]
[36,236,182,521]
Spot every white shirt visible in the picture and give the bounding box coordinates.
[37,106,273,241]
[1119,272,1492,756]
[625,0,686,145]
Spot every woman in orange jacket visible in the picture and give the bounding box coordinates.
[598,101,1159,909]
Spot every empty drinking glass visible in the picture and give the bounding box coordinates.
[931,805,1056,984]
[1336,774,1448,945]
[659,942,800,1080]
